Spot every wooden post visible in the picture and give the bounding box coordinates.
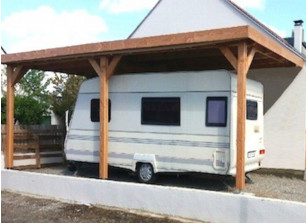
[100,57,109,179]
[89,55,121,179]
[6,66,14,168]
[236,42,248,190]
[220,44,257,191]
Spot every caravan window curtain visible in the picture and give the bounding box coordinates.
[206,97,227,127]
[90,99,111,122]
[141,97,180,126]
[246,100,258,120]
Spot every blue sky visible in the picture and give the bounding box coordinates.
[1,0,306,54]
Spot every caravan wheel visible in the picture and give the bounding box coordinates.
[137,163,155,183]
[67,161,77,172]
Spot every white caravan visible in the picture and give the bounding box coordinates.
[65,70,265,183]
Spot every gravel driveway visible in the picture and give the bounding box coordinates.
[25,164,306,202]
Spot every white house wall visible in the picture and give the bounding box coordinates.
[131,0,249,37]
[248,66,306,170]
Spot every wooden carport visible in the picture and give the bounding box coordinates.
[2,25,304,190]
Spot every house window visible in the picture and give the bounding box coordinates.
[141,97,180,126]
[206,97,227,127]
[246,100,258,120]
[90,99,111,122]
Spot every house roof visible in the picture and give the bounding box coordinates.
[285,37,295,46]
[285,37,307,50]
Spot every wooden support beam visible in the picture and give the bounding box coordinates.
[88,57,111,179]
[88,58,102,78]
[219,46,238,70]
[107,55,122,79]
[6,66,14,168]
[252,45,285,64]
[236,42,248,191]
[99,57,109,179]
[246,46,257,71]
[12,66,28,86]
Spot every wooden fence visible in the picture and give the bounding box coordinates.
[1,125,65,169]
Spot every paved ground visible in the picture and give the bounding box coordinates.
[2,191,206,223]
[26,164,306,202]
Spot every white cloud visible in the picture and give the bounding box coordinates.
[268,25,287,38]
[231,0,266,10]
[2,6,108,53]
[99,0,159,14]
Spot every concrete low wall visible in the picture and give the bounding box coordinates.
[2,170,305,223]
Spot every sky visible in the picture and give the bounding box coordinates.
[1,0,306,54]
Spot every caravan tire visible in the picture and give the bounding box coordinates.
[67,162,77,172]
[137,163,155,184]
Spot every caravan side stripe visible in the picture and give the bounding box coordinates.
[65,150,226,167]
[67,135,230,149]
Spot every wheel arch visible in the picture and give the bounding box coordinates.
[132,154,157,173]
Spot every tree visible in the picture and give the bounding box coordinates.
[1,65,7,95]
[1,97,6,124]
[49,73,85,124]
[19,70,50,102]
[15,96,49,125]
[1,69,50,125]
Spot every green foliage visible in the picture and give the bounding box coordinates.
[1,65,7,95]
[19,70,50,101]
[1,68,84,126]
[1,69,50,125]
[49,73,85,123]
[1,97,6,124]
[15,95,49,125]
[1,95,49,125]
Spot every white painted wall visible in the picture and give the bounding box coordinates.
[2,170,305,223]
[248,66,306,170]
[132,0,249,37]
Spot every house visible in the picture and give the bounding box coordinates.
[128,0,306,171]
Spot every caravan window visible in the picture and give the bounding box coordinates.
[90,99,111,122]
[141,97,180,126]
[247,100,258,120]
[206,97,227,127]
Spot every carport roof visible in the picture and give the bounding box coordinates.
[1,26,305,78]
